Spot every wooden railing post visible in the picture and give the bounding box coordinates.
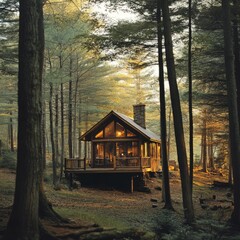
[84,157,86,170]
[113,156,116,170]
[140,156,142,169]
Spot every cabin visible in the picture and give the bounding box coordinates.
[65,104,161,192]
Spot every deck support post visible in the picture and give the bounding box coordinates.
[131,176,134,193]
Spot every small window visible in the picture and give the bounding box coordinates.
[105,121,115,138]
[127,129,136,137]
[95,130,103,138]
[116,122,125,137]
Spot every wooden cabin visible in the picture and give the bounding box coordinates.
[65,104,161,191]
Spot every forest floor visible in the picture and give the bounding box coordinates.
[0,167,240,239]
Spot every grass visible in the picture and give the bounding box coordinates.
[55,207,129,229]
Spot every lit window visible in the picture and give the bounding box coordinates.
[95,130,103,138]
[127,129,136,137]
[116,122,125,137]
[105,121,115,138]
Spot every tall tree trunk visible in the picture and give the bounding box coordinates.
[73,56,79,157]
[9,112,14,152]
[202,111,207,172]
[208,131,214,170]
[233,0,240,122]
[42,67,46,169]
[68,57,73,158]
[222,0,240,225]
[49,82,57,186]
[5,0,43,237]
[78,98,82,158]
[55,91,59,166]
[188,0,194,193]
[161,0,194,223]
[157,0,173,210]
[59,53,64,179]
[60,82,64,179]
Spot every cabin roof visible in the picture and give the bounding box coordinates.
[80,110,160,143]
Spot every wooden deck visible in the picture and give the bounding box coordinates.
[64,157,151,174]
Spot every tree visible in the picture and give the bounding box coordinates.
[161,0,195,223]
[222,0,240,225]
[157,0,173,210]
[0,0,18,151]
[5,0,44,238]
[188,0,194,193]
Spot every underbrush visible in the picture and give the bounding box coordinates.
[154,209,240,240]
[0,151,17,169]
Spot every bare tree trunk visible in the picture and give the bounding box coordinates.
[188,0,194,193]
[9,110,14,152]
[222,0,240,225]
[49,82,57,186]
[55,91,59,167]
[157,0,173,210]
[68,57,73,158]
[233,0,240,122]
[161,0,194,223]
[60,82,64,179]
[78,99,82,158]
[59,52,64,179]
[208,131,214,170]
[73,56,80,157]
[5,0,43,236]
[202,112,207,172]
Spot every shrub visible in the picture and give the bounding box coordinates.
[0,151,17,169]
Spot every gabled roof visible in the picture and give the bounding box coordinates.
[80,110,160,143]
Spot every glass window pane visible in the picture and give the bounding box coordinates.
[126,142,139,157]
[116,122,125,137]
[95,130,103,138]
[127,129,136,137]
[95,143,104,159]
[116,142,125,157]
[105,121,115,138]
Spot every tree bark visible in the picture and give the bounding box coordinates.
[202,111,207,172]
[49,82,57,186]
[5,0,43,237]
[55,91,59,167]
[9,110,14,152]
[233,0,240,122]
[157,0,173,210]
[161,0,194,223]
[60,82,64,179]
[188,0,194,194]
[68,57,73,158]
[222,0,240,225]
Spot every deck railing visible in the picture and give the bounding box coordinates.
[65,156,151,170]
[65,158,85,170]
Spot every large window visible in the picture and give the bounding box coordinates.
[116,122,125,137]
[94,121,137,139]
[116,142,139,157]
[105,121,115,138]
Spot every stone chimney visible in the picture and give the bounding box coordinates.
[133,104,146,129]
